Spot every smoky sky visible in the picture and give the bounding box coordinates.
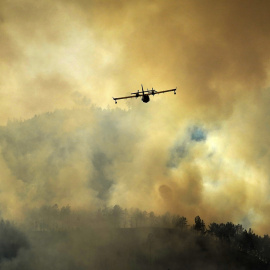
[1,0,270,235]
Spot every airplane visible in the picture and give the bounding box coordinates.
[112,85,177,104]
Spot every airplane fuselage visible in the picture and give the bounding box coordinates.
[142,94,150,103]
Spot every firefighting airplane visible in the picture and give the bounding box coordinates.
[112,85,177,104]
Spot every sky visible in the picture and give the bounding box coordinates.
[1,0,270,235]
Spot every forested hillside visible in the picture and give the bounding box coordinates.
[1,204,268,270]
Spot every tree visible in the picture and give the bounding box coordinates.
[208,222,236,242]
[149,211,157,227]
[60,205,71,216]
[194,216,206,233]
[0,219,29,260]
[112,205,123,227]
[172,215,187,230]
[161,212,172,228]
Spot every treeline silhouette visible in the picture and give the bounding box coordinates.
[0,219,29,261]
[25,204,270,269]
[1,204,269,269]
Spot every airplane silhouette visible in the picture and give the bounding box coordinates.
[113,85,177,104]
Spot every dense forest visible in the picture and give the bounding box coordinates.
[1,205,270,270]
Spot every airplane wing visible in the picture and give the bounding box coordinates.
[155,88,177,94]
[112,94,142,104]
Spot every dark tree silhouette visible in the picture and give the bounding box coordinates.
[112,205,123,227]
[208,222,237,242]
[172,215,187,230]
[0,219,29,261]
[194,216,206,233]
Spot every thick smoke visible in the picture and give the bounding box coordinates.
[1,0,270,237]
